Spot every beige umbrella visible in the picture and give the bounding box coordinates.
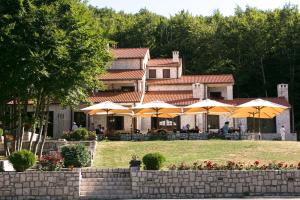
[132,101,181,129]
[183,99,234,132]
[81,101,131,132]
[233,98,288,135]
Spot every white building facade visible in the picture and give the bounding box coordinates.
[46,48,293,139]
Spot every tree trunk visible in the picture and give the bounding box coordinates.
[29,98,41,151]
[259,57,268,97]
[33,109,45,155]
[38,103,49,159]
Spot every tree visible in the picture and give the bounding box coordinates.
[0,0,111,155]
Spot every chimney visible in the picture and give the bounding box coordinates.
[192,83,205,100]
[172,51,179,62]
[277,84,289,101]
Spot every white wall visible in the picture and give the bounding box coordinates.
[207,87,227,99]
[27,104,72,139]
[148,84,192,91]
[110,51,149,70]
[111,59,142,70]
[147,67,178,79]
[276,109,291,134]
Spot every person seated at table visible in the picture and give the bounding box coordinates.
[222,121,231,139]
[194,126,199,133]
[182,125,188,133]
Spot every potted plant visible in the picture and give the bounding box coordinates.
[129,154,141,171]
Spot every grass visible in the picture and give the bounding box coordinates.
[93,140,300,168]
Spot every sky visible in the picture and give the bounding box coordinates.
[88,0,300,16]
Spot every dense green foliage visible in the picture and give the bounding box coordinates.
[0,0,110,154]
[71,128,89,141]
[142,152,166,170]
[62,128,96,141]
[92,6,300,132]
[9,150,36,172]
[61,144,91,167]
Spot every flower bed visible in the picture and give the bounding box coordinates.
[168,160,300,171]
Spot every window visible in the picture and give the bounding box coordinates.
[108,116,124,130]
[149,69,156,78]
[209,92,223,99]
[247,118,276,133]
[163,69,170,78]
[207,115,219,129]
[74,112,86,128]
[151,116,180,131]
[121,86,135,92]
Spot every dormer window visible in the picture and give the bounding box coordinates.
[149,69,156,78]
[163,69,170,78]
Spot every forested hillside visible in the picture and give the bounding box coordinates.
[91,5,300,132]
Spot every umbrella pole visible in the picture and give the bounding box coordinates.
[206,108,209,133]
[258,107,261,140]
[106,110,109,135]
[156,108,159,130]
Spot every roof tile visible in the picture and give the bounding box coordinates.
[147,58,181,67]
[147,74,234,85]
[99,70,145,80]
[89,91,142,103]
[112,48,149,59]
[143,90,290,107]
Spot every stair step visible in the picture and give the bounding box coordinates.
[80,185,132,191]
[82,173,130,179]
[81,177,131,182]
[81,181,131,186]
[80,190,132,196]
[80,194,133,199]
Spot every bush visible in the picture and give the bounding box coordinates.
[61,129,95,141]
[0,128,3,137]
[88,131,96,140]
[71,128,88,141]
[142,152,166,170]
[9,150,36,172]
[61,144,91,168]
[39,151,64,171]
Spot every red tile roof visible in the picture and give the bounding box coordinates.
[147,58,181,67]
[111,48,149,59]
[221,97,290,107]
[147,74,234,85]
[99,70,145,81]
[143,90,198,105]
[89,91,142,103]
[143,90,290,107]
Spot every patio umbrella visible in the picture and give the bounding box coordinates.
[132,101,181,129]
[136,112,180,118]
[233,98,288,135]
[81,101,131,132]
[183,99,234,132]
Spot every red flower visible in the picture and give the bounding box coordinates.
[254,160,260,165]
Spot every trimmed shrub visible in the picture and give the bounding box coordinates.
[88,131,96,140]
[142,152,166,170]
[39,151,64,171]
[61,144,91,168]
[71,128,88,141]
[9,150,36,172]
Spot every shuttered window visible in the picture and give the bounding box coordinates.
[163,69,170,78]
[149,69,156,78]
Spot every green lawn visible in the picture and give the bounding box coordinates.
[93,140,300,168]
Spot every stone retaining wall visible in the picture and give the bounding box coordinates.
[131,170,300,198]
[0,171,80,200]
[1,169,300,199]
